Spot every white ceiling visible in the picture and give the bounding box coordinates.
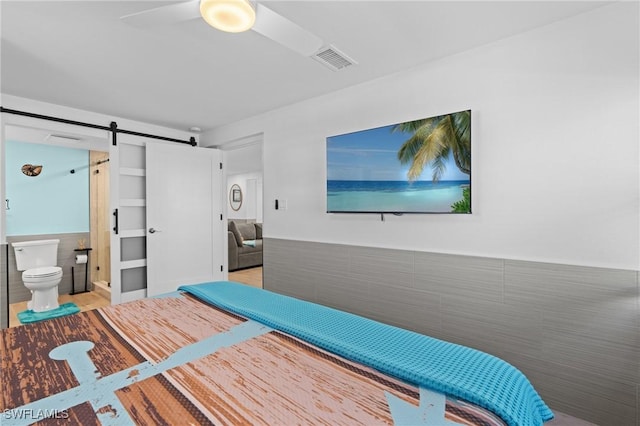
[1,1,610,133]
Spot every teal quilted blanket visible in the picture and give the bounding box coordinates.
[179,281,553,426]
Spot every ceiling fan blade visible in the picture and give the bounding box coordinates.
[120,1,201,28]
[252,3,324,57]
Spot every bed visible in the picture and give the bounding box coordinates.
[1,281,554,426]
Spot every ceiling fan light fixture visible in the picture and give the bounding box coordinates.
[200,0,256,33]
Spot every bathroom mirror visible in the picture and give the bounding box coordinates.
[229,184,243,211]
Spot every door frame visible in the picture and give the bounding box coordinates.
[203,133,264,282]
[0,114,109,328]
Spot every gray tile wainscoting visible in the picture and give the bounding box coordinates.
[6,233,92,304]
[263,238,639,426]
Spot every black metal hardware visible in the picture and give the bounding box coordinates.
[116,127,196,145]
[1,107,196,146]
[70,248,92,295]
[0,107,111,131]
[110,121,118,146]
[72,157,109,175]
[113,209,119,234]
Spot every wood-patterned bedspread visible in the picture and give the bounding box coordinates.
[1,292,506,425]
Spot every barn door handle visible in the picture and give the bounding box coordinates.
[113,209,119,235]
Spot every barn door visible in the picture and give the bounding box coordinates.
[146,143,223,296]
[110,134,223,303]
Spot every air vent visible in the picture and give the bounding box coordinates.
[312,45,357,71]
[45,134,82,144]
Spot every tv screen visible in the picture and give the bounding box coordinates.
[326,110,471,214]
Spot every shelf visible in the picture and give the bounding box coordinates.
[121,259,147,270]
[119,168,146,177]
[120,199,146,207]
[119,229,146,238]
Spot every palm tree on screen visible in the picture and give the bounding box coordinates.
[393,110,471,182]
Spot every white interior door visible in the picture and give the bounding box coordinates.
[110,136,223,303]
[146,143,223,296]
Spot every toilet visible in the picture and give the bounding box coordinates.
[12,239,63,312]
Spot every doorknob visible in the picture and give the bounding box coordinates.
[148,228,161,234]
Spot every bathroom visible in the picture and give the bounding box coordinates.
[3,124,111,325]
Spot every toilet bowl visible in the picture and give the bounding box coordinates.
[12,239,63,313]
[23,266,63,312]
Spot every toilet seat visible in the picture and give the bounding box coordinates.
[23,266,62,279]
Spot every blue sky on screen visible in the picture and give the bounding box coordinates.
[327,124,469,181]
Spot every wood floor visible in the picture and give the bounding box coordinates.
[228,266,263,288]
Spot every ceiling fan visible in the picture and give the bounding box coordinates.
[120,0,324,57]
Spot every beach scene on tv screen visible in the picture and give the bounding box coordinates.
[327,110,471,213]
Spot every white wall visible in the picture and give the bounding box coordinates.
[203,3,639,271]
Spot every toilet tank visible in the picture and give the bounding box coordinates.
[12,239,60,271]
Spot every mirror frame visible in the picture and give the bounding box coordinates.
[229,184,243,211]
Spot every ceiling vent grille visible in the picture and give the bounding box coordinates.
[312,45,357,71]
[45,134,82,144]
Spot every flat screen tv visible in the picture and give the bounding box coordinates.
[326,109,471,214]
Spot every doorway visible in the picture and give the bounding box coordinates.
[3,123,111,327]
[211,134,264,289]
[89,150,111,299]
[1,113,226,328]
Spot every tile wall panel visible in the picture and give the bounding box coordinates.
[414,251,504,303]
[440,294,544,359]
[269,238,350,276]
[512,352,637,426]
[349,246,415,284]
[370,282,442,337]
[264,238,347,301]
[264,238,640,426]
[505,261,639,390]
[315,275,378,320]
